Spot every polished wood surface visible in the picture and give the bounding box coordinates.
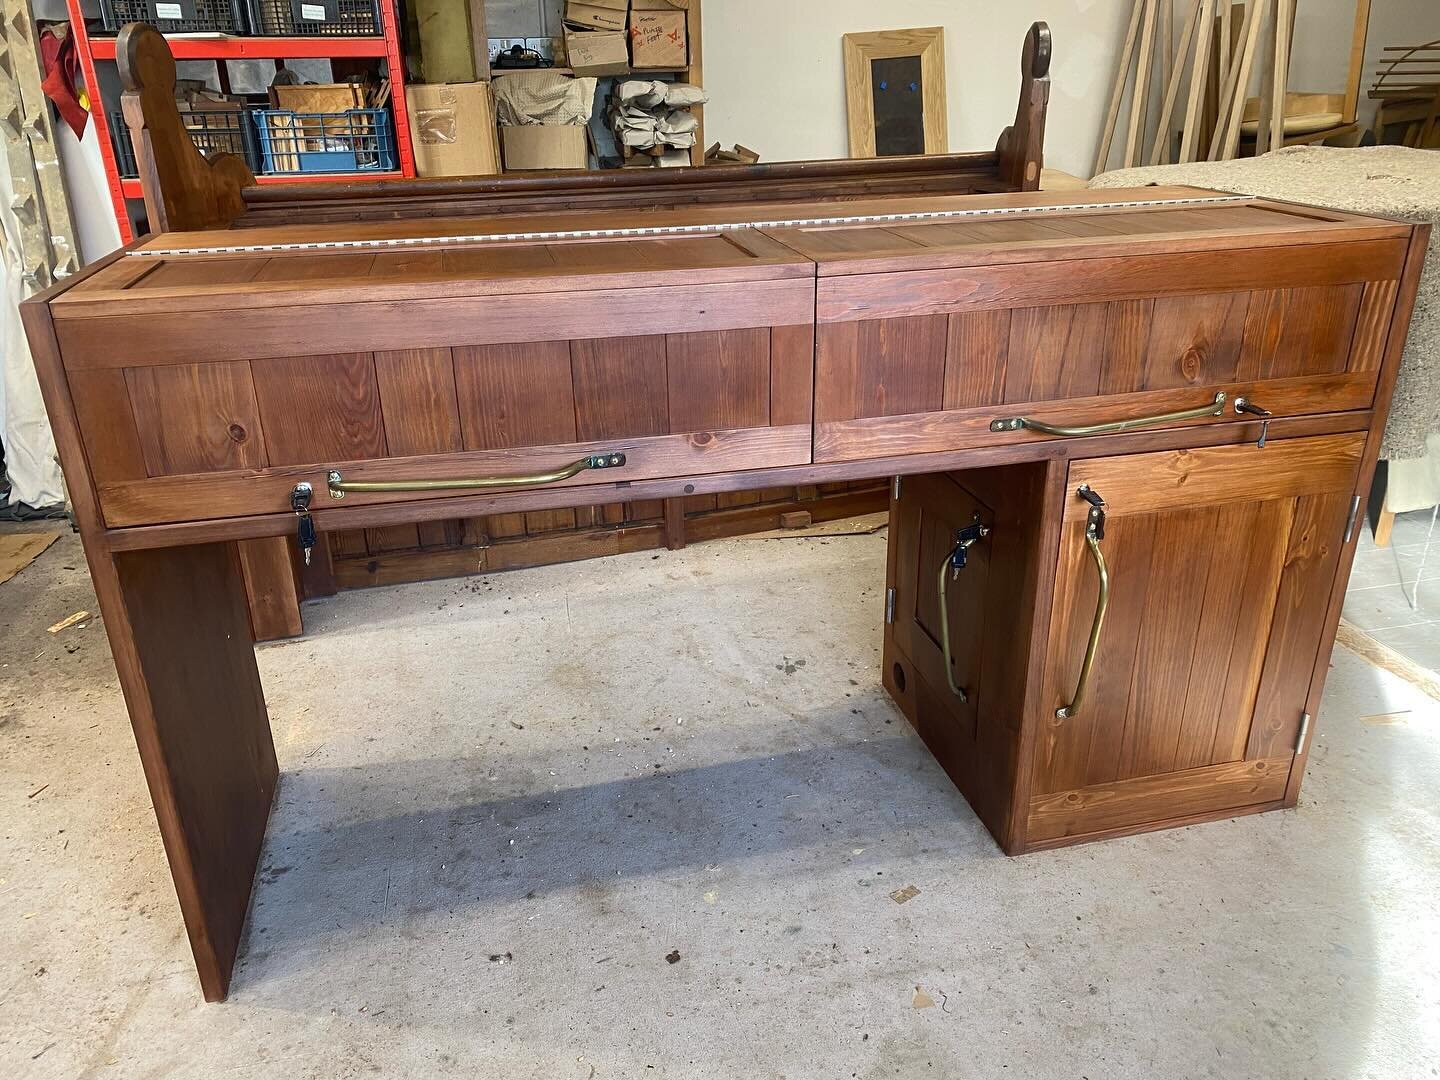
[22,188,1430,1000]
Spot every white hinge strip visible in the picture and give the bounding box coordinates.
[130,194,1253,258]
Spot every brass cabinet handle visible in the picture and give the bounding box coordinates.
[936,518,990,702]
[326,453,626,499]
[991,391,1227,437]
[1057,486,1109,720]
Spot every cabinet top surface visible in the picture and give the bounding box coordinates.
[48,186,1411,315]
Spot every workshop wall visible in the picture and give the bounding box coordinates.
[700,0,1433,178]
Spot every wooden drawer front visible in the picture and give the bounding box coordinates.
[813,244,1402,463]
[1026,434,1362,845]
[76,325,815,528]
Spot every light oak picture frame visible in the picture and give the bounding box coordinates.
[843,26,948,157]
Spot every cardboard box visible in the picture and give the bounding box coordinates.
[406,83,501,177]
[565,28,630,76]
[564,0,627,32]
[501,124,589,169]
[629,0,687,69]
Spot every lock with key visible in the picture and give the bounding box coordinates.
[291,482,317,566]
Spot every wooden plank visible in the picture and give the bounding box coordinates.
[453,341,577,451]
[769,322,815,427]
[55,279,818,367]
[1005,305,1108,402]
[125,361,267,476]
[1350,280,1400,372]
[1064,433,1365,520]
[942,309,1012,409]
[250,353,386,464]
[237,537,303,640]
[666,328,770,433]
[1028,755,1291,842]
[815,371,1375,462]
[95,424,815,527]
[1239,284,1364,380]
[66,368,147,483]
[373,348,463,455]
[814,240,1406,323]
[814,315,948,422]
[571,335,670,440]
[1095,0,1148,174]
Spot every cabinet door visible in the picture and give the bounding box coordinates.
[1027,433,1364,846]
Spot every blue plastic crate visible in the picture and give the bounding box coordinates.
[252,108,395,175]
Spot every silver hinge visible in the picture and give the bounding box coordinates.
[885,587,897,624]
[1343,495,1362,544]
[892,476,902,501]
[1296,712,1312,754]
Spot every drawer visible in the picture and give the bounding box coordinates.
[69,326,815,528]
[53,229,817,528]
[768,204,1411,464]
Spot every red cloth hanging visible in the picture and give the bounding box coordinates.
[40,25,89,139]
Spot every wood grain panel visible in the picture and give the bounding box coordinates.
[1247,491,1354,759]
[572,335,669,440]
[1028,756,1291,843]
[941,309,1011,409]
[1005,305,1107,402]
[666,328,770,433]
[1064,434,1366,521]
[66,368,147,482]
[125,361,267,475]
[814,315,948,421]
[1240,284,1363,380]
[57,279,817,368]
[769,322,815,427]
[1348,279,1398,373]
[815,240,1405,323]
[1135,292,1248,392]
[453,341,577,451]
[373,349,462,455]
[251,353,386,465]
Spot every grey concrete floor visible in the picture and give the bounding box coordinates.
[1344,508,1440,672]
[3,526,1439,1079]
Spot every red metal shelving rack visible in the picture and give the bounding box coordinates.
[67,0,415,242]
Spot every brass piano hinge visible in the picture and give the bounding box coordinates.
[885,587,897,624]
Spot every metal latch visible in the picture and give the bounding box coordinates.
[1076,484,1106,540]
[1234,397,1272,449]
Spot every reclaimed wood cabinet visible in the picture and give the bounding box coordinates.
[884,433,1367,852]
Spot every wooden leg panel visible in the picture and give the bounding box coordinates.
[109,542,277,1001]
[1026,755,1292,846]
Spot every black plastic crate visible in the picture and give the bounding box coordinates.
[110,105,263,181]
[99,0,247,34]
[246,0,380,36]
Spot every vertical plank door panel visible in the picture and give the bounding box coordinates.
[374,348,463,456]
[125,361,267,475]
[251,353,386,465]
[453,341,578,451]
[571,335,669,440]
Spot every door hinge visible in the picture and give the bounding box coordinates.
[885,587,897,624]
[1296,712,1312,754]
[892,476,902,501]
[1343,495,1362,544]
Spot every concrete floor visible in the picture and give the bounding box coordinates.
[2,526,1439,1080]
[1344,508,1440,672]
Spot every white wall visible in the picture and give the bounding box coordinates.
[700,0,1437,178]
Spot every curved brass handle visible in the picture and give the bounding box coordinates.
[936,520,990,702]
[991,392,1227,437]
[1057,487,1109,720]
[327,453,626,499]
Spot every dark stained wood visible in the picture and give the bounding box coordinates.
[942,309,1011,410]
[237,537,304,640]
[125,362,267,475]
[250,353,386,464]
[571,336,669,440]
[454,342,577,451]
[374,349,463,455]
[666,329,771,433]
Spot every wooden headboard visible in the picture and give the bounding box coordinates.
[117,20,1050,231]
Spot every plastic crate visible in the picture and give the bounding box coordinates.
[246,0,380,36]
[110,106,263,181]
[99,0,247,34]
[253,108,395,174]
